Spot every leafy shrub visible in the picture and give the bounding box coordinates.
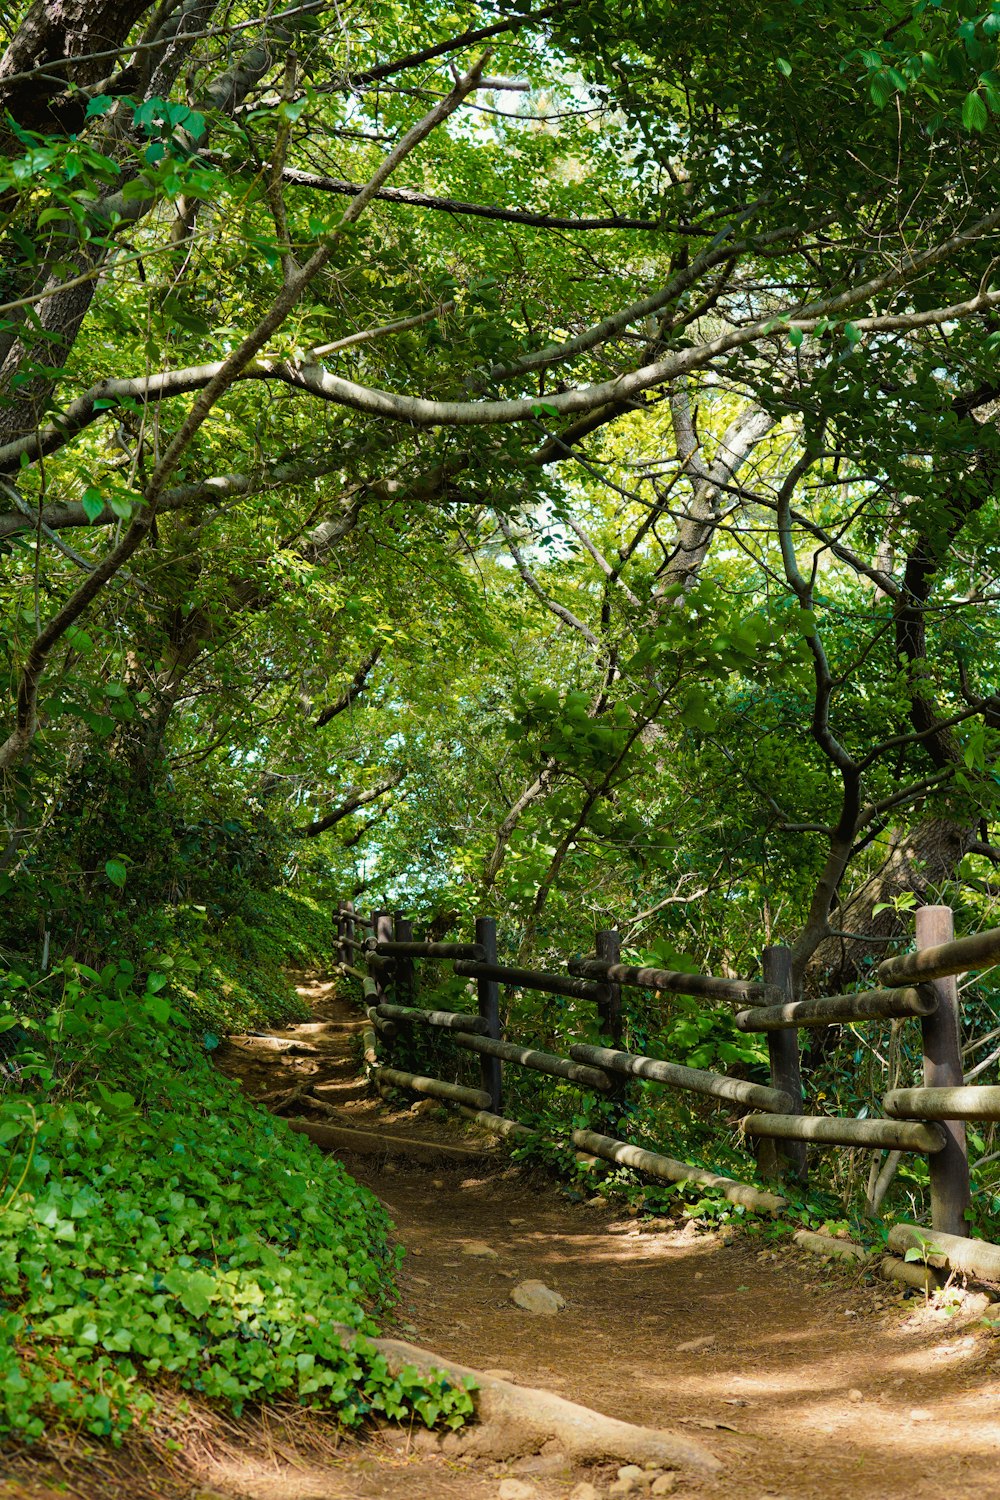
[0,969,474,1446]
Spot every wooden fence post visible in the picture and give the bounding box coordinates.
[595,929,622,1045]
[343,900,355,967]
[595,928,627,1131]
[372,910,392,1004]
[917,905,971,1237]
[761,945,807,1183]
[393,912,415,1004]
[475,917,502,1113]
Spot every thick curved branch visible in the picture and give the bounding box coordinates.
[9,231,1000,475]
[299,769,405,837]
[314,646,382,728]
[277,167,669,232]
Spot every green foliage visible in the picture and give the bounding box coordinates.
[0,975,474,1445]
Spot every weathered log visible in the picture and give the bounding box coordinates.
[792,1229,868,1263]
[453,958,610,1003]
[880,1255,942,1294]
[888,1222,1000,1282]
[351,1334,721,1471]
[289,1120,492,1164]
[735,985,937,1032]
[366,1005,397,1041]
[568,1042,791,1112]
[879,924,1000,987]
[369,939,487,960]
[373,1063,491,1111]
[569,1128,786,1213]
[361,1023,378,1066]
[568,956,765,1003]
[740,1113,947,1153]
[457,1105,535,1143]
[884,1085,1000,1121]
[454,1032,613,1091]
[376,1001,489,1034]
[236,1034,318,1054]
[337,961,367,981]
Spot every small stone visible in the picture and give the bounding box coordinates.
[483,1368,515,1382]
[441,1430,467,1455]
[848,1388,864,1403]
[569,1484,600,1500]
[609,1479,639,1497]
[410,1428,442,1453]
[498,1481,536,1500]
[676,1334,716,1353]
[651,1478,677,1497]
[586,1195,606,1207]
[510,1280,566,1315]
[410,1097,437,1115]
[512,1452,569,1476]
[463,1240,499,1258]
[617,1466,646,1483]
[508,1216,526,1225]
[432,1178,445,1188]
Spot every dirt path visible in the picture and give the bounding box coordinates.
[208,976,1000,1500]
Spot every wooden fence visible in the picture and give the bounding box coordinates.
[334,900,1000,1281]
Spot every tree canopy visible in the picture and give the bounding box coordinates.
[6,0,1000,1441]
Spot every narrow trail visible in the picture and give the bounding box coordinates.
[214,975,1000,1500]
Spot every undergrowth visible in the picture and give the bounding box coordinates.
[0,892,474,1449]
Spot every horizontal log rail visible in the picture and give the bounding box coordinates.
[570,1128,787,1214]
[339,899,992,1235]
[457,1105,535,1142]
[368,939,487,961]
[375,1001,489,1034]
[567,957,766,1004]
[740,1113,948,1153]
[884,1085,1000,1122]
[735,985,937,1033]
[879,925,1000,987]
[452,1032,613,1092]
[887,1222,1000,1283]
[568,1043,792,1113]
[452,958,611,1003]
[373,1063,491,1111]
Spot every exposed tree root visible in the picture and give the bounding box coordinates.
[367,1334,722,1472]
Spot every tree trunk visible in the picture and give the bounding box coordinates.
[806,816,971,995]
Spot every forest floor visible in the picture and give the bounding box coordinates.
[8,972,1000,1500]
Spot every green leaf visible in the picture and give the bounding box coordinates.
[82,487,105,522]
[163,1268,217,1317]
[85,96,114,120]
[104,859,127,888]
[962,91,988,132]
[788,326,803,348]
[776,57,792,77]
